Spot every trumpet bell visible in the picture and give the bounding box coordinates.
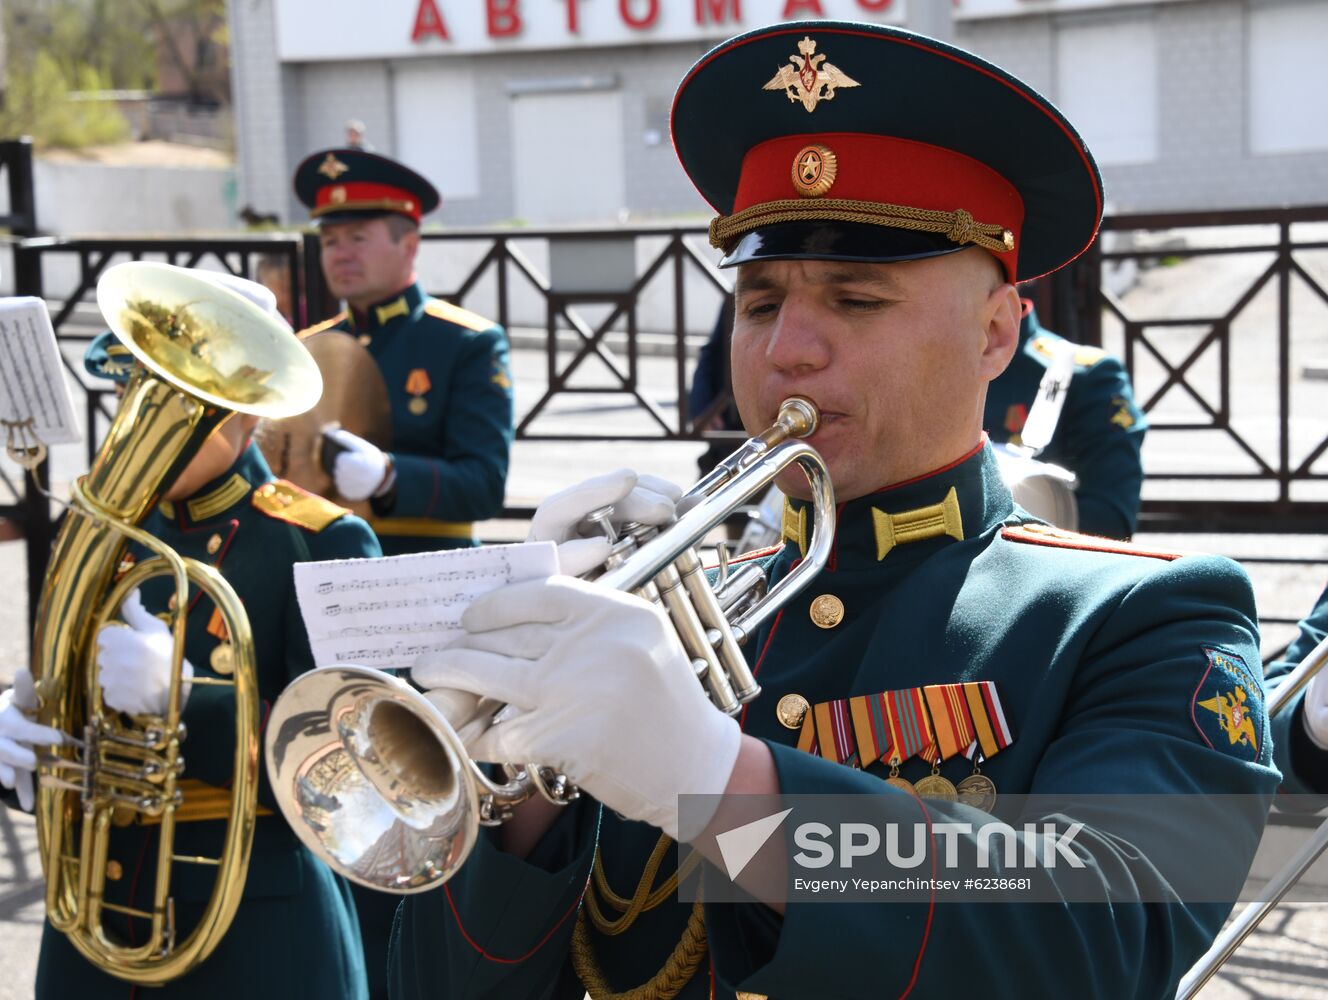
[96,261,322,419]
[265,665,480,894]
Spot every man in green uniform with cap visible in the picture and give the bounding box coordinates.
[984,290,1148,539]
[0,272,379,998]
[293,147,515,558]
[388,22,1278,999]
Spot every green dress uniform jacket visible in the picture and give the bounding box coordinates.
[305,281,514,556]
[1265,584,1328,796]
[389,443,1278,1000]
[35,444,379,999]
[985,304,1147,539]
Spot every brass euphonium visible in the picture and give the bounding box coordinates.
[263,397,834,895]
[31,262,322,983]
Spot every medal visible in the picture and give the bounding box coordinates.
[210,643,235,675]
[885,758,916,796]
[914,767,958,801]
[408,396,428,415]
[956,772,997,811]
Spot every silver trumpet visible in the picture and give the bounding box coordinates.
[264,398,835,894]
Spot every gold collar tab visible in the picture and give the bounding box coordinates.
[781,499,808,558]
[872,486,964,561]
[186,474,251,523]
[374,296,409,327]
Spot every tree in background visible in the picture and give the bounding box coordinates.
[0,0,226,148]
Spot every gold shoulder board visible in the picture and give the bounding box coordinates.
[297,311,349,341]
[1001,523,1183,561]
[1072,345,1106,366]
[252,480,349,532]
[424,299,495,333]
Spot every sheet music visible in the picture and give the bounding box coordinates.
[0,297,81,446]
[293,541,560,671]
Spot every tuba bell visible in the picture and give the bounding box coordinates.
[263,398,835,894]
[30,262,322,983]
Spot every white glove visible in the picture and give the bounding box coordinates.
[1303,668,1328,750]
[324,427,394,502]
[413,576,742,841]
[0,668,64,811]
[528,469,683,578]
[96,589,194,716]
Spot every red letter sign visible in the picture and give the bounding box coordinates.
[782,0,825,15]
[620,0,660,29]
[411,0,449,41]
[563,0,582,33]
[695,0,741,24]
[857,0,893,9]
[487,0,522,37]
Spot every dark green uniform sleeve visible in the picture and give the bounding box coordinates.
[1265,583,1328,795]
[1046,355,1147,539]
[389,800,598,999]
[708,554,1278,1000]
[386,326,514,522]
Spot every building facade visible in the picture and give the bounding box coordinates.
[228,0,1328,227]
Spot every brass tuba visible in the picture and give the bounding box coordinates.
[31,262,322,983]
[263,398,835,894]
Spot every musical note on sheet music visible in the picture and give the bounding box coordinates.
[293,542,559,672]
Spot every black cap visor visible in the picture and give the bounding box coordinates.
[313,209,412,229]
[719,220,968,270]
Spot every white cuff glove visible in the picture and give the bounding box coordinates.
[1303,667,1328,750]
[324,427,394,502]
[528,469,683,578]
[412,575,742,841]
[0,668,64,811]
[96,589,193,716]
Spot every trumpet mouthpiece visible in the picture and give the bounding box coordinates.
[776,397,819,439]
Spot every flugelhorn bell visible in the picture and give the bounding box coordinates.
[96,261,322,419]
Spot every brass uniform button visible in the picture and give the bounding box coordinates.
[106,860,123,881]
[776,693,810,730]
[809,594,844,629]
[357,334,371,346]
[206,533,222,555]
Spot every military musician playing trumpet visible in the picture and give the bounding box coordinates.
[386,22,1278,1000]
[2,271,379,999]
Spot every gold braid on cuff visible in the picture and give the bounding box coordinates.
[709,199,1015,256]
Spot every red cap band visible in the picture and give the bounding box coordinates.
[313,181,422,222]
[732,133,1024,280]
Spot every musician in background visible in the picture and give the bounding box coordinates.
[293,148,514,558]
[984,283,1147,539]
[0,273,378,999]
[1266,584,1328,790]
[389,23,1277,1000]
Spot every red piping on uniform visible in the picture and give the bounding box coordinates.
[738,595,790,733]
[871,437,986,495]
[443,878,587,964]
[897,796,938,999]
